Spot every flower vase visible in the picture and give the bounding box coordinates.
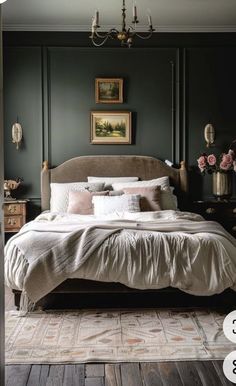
[212,172,232,200]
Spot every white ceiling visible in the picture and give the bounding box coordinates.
[2,0,236,32]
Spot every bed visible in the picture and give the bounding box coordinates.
[4,155,236,310]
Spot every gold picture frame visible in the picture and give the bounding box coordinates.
[95,78,123,104]
[91,111,132,144]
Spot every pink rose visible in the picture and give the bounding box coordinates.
[220,161,231,170]
[222,153,233,165]
[197,155,207,170]
[207,154,216,166]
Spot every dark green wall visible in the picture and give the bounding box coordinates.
[3,33,236,209]
[49,48,175,165]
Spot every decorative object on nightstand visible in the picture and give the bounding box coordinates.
[4,177,23,200]
[193,200,236,237]
[4,199,28,233]
[197,144,236,201]
[212,171,232,200]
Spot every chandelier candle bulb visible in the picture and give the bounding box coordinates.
[91,17,96,34]
[95,10,99,26]
[148,14,152,26]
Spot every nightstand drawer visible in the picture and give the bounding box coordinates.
[204,206,236,218]
[4,203,25,216]
[193,200,236,237]
[4,215,24,231]
[4,200,28,233]
[202,206,236,218]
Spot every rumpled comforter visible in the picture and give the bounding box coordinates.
[4,210,236,303]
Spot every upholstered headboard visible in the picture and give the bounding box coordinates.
[41,155,188,211]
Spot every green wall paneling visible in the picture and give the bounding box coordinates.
[47,47,177,167]
[3,33,236,205]
[186,47,236,199]
[3,47,43,200]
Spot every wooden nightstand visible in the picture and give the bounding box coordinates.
[4,200,28,233]
[193,200,236,237]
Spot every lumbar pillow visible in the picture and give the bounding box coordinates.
[87,176,139,190]
[50,182,104,212]
[122,186,161,211]
[67,190,109,215]
[92,194,141,216]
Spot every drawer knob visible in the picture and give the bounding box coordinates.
[7,218,16,226]
[233,208,236,214]
[206,207,216,214]
[8,205,17,214]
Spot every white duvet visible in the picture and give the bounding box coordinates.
[4,210,236,303]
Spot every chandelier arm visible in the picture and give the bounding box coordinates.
[90,35,110,47]
[94,28,119,39]
[135,31,154,40]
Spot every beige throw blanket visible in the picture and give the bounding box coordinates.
[5,211,236,303]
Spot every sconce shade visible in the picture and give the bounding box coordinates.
[12,122,23,150]
[204,123,215,147]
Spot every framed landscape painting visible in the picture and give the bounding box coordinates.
[95,78,123,103]
[91,111,132,144]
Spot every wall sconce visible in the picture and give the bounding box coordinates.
[12,120,23,150]
[204,123,215,148]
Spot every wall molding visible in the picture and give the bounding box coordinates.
[42,47,50,165]
[3,24,236,33]
[170,60,176,164]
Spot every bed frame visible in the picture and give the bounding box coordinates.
[13,155,235,309]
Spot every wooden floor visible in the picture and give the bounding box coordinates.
[5,287,234,386]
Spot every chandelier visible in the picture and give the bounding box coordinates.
[90,0,155,48]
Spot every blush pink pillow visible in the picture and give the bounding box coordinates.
[67,190,109,215]
[122,186,162,211]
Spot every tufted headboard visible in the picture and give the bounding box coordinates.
[41,155,188,211]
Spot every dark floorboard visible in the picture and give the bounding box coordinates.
[5,287,234,386]
[5,362,234,386]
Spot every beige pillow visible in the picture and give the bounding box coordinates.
[67,190,109,215]
[122,186,161,211]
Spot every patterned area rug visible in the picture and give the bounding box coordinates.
[5,308,234,364]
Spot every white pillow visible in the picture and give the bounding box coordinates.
[87,176,139,190]
[161,189,178,210]
[92,194,141,216]
[50,182,104,212]
[112,176,170,191]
